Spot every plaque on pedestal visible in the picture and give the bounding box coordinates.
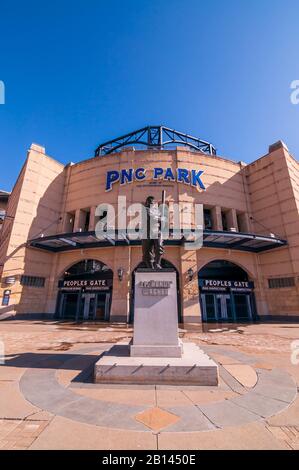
[130,269,182,358]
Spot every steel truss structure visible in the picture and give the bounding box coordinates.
[94,126,217,157]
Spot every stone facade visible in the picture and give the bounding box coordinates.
[0,140,298,322]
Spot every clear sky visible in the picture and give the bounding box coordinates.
[0,0,299,191]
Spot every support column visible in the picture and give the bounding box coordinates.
[109,246,131,323]
[211,206,223,231]
[226,208,238,231]
[73,209,81,232]
[241,213,251,232]
[180,248,201,323]
[75,291,82,322]
[89,206,96,231]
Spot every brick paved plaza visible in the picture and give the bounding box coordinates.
[0,319,298,450]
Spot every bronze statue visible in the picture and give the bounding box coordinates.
[142,193,165,270]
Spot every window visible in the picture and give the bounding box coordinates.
[83,210,90,232]
[268,277,295,289]
[2,289,11,306]
[237,212,248,233]
[20,275,45,288]
[64,212,75,232]
[221,211,228,231]
[204,209,213,230]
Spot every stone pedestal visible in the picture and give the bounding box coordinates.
[94,269,219,386]
[130,270,182,358]
[94,341,218,385]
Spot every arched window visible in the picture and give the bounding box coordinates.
[198,260,249,281]
[57,259,113,322]
[198,260,256,323]
[63,259,112,279]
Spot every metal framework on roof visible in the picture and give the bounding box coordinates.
[28,229,287,254]
[94,126,217,157]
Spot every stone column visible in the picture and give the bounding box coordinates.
[226,208,238,231]
[238,212,251,232]
[109,246,131,323]
[73,209,81,232]
[89,206,96,231]
[211,206,223,231]
[179,247,201,323]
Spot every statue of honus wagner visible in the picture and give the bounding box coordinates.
[142,191,166,270]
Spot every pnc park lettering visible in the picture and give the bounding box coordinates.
[105,167,205,191]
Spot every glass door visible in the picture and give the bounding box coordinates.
[95,292,110,321]
[216,294,231,321]
[234,294,252,320]
[201,293,233,322]
[201,294,216,321]
[61,293,78,320]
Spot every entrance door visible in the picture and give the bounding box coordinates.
[82,293,97,320]
[201,293,252,322]
[234,294,252,321]
[202,293,232,322]
[60,293,78,319]
[95,293,110,321]
[216,294,233,321]
[215,294,231,321]
[59,292,111,321]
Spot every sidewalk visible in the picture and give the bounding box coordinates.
[0,320,298,449]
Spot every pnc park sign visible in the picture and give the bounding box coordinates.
[105,167,206,192]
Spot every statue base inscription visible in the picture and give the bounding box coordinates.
[131,270,182,358]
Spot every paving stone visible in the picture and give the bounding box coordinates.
[231,392,288,418]
[29,416,157,450]
[222,364,257,388]
[267,396,299,427]
[0,381,40,419]
[198,399,260,427]
[183,389,238,405]
[58,395,148,430]
[162,405,216,432]
[218,365,245,393]
[20,365,151,430]
[0,420,49,450]
[56,369,80,387]
[0,366,26,381]
[209,353,242,365]
[156,390,191,407]
[254,369,297,403]
[73,387,156,406]
[201,346,257,364]
[158,422,289,450]
[135,407,180,431]
[70,382,156,390]
[20,369,84,412]
[253,362,273,371]
[0,419,22,439]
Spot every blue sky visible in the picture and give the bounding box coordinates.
[0,0,299,190]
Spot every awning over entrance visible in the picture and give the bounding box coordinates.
[28,229,287,253]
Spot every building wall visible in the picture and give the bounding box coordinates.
[0,142,298,320]
[0,144,65,315]
[245,142,299,316]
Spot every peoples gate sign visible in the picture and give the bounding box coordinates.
[105,167,205,191]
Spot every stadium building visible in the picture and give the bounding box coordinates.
[0,126,298,323]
